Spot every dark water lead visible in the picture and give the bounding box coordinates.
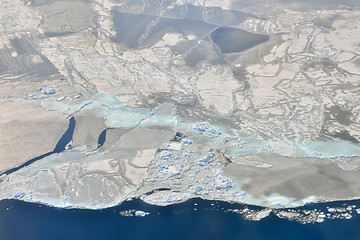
[0,198,360,240]
[53,116,76,153]
[97,128,109,148]
[1,116,76,176]
[211,26,270,54]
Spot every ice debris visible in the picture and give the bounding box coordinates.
[56,96,66,102]
[134,210,149,217]
[41,86,56,95]
[193,122,221,136]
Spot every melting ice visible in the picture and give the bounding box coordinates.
[1,94,360,210]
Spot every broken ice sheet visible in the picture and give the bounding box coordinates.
[1,0,360,221]
[2,95,360,210]
[0,99,179,209]
[2,89,360,211]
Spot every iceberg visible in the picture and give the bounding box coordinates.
[134,210,149,217]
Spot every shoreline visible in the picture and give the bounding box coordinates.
[1,196,360,224]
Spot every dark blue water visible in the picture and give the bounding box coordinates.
[53,116,76,153]
[0,198,359,240]
[97,128,108,148]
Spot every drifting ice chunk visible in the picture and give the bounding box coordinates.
[134,210,149,217]
[193,122,221,136]
[247,209,272,221]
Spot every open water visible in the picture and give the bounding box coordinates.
[0,198,359,240]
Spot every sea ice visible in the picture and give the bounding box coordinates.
[41,87,56,95]
[1,0,360,218]
[134,210,149,217]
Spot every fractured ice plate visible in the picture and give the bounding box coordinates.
[1,0,360,214]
